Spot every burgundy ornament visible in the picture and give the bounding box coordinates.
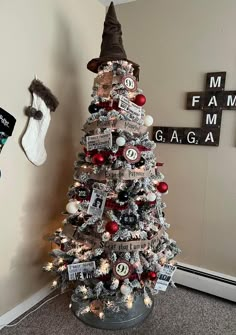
[129,273,139,281]
[92,153,105,165]
[157,182,168,193]
[134,94,146,106]
[105,221,119,234]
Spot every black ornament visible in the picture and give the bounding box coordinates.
[118,191,129,202]
[88,104,100,114]
[135,157,145,168]
[75,186,89,199]
[121,213,137,226]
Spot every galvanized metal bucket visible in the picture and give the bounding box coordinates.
[71,294,154,330]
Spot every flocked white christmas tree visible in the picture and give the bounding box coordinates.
[44,2,180,325]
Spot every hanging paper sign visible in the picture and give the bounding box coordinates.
[123,145,141,163]
[64,227,164,252]
[118,96,142,118]
[122,75,137,92]
[118,95,141,118]
[118,96,129,111]
[105,229,164,252]
[86,133,112,151]
[88,167,157,181]
[128,101,142,117]
[113,259,133,280]
[67,261,96,280]
[87,188,107,218]
[154,264,176,291]
[83,119,147,134]
[121,213,138,226]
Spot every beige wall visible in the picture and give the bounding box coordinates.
[117,0,236,277]
[0,0,104,315]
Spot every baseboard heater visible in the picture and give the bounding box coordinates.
[173,262,236,302]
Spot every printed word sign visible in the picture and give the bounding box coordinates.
[87,188,107,218]
[113,259,133,280]
[118,96,141,119]
[86,133,112,151]
[154,264,176,291]
[67,261,96,280]
[152,71,236,146]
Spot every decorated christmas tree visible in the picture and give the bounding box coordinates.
[44,2,180,329]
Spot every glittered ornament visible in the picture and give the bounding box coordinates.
[144,115,154,127]
[120,284,132,295]
[88,104,100,114]
[92,153,105,165]
[134,157,145,168]
[75,186,89,200]
[147,193,156,202]
[148,271,157,281]
[66,201,78,214]
[105,221,119,234]
[157,182,168,193]
[134,94,146,106]
[116,136,126,147]
[121,213,137,226]
[118,190,129,202]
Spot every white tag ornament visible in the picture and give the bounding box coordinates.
[154,264,176,291]
[87,188,107,218]
[67,261,96,280]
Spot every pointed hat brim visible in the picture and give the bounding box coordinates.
[87,56,140,78]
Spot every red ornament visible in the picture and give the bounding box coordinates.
[98,274,111,282]
[92,153,105,165]
[129,273,139,281]
[141,272,148,280]
[134,94,146,106]
[148,271,157,281]
[157,182,168,193]
[105,221,119,234]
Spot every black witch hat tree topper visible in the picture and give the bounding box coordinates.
[152,72,236,146]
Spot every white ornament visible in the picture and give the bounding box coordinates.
[120,284,132,295]
[116,136,126,146]
[147,193,156,201]
[144,115,154,127]
[66,201,78,214]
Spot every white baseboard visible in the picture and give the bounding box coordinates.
[174,262,236,302]
[0,282,53,330]
[1,264,235,330]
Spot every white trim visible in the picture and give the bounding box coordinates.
[1,264,235,329]
[0,282,53,330]
[98,0,136,6]
[174,262,236,302]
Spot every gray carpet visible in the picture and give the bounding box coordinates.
[1,286,235,335]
